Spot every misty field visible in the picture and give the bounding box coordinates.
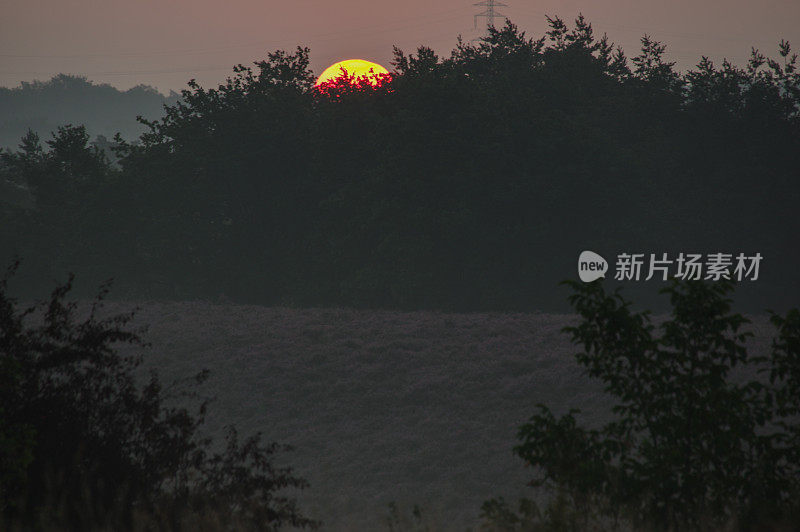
[101,301,776,530]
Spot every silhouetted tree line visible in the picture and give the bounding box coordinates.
[1,17,798,311]
[0,74,179,150]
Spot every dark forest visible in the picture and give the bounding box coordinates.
[2,19,798,312]
[2,16,800,531]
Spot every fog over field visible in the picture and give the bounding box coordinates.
[97,301,776,530]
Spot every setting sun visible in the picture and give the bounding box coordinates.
[315,59,390,88]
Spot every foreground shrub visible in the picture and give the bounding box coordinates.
[484,280,800,530]
[0,261,317,530]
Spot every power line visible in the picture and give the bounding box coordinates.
[474,0,509,31]
[509,7,792,49]
[0,7,470,60]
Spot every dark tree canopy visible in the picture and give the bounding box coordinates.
[483,279,800,530]
[1,18,798,311]
[0,263,317,530]
[0,74,179,150]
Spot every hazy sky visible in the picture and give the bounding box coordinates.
[1,0,799,93]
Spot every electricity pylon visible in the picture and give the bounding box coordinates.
[473,0,508,30]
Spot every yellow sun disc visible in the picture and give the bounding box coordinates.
[315,59,390,87]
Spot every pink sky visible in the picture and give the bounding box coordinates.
[1,0,798,93]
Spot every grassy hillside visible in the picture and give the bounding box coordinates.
[101,301,776,530]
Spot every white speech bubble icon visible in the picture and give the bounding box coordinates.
[578,250,608,282]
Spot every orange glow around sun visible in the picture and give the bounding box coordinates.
[315,59,391,89]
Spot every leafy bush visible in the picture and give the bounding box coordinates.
[0,261,317,530]
[484,280,800,530]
